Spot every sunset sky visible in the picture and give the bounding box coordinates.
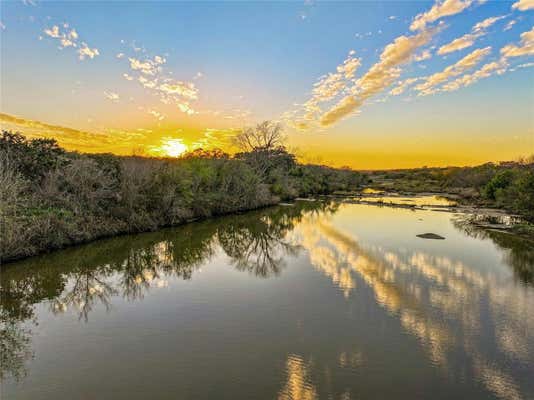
[1,0,533,169]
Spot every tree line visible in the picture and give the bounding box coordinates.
[368,160,534,222]
[0,122,364,262]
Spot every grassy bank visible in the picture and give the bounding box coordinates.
[0,128,364,262]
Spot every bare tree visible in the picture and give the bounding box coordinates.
[233,121,285,152]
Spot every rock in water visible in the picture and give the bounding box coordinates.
[417,233,445,240]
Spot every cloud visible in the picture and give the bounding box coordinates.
[154,55,166,64]
[320,97,362,126]
[434,26,534,94]
[512,0,534,11]
[0,21,5,30]
[0,112,144,153]
[500,26,534,57]
[44,25,61,39]
[158,82,198,99]
[415,46,491,95]
[43,24,99,60]
[389,77,421,95]
[116,52,125,59]
[438,34,477,55]
[103,91,120,102]
[293,50,361,125]
[129,57,159,75]
[287,0,480,128]
[319,28,435,126]
[191,128,240,150]
[472,15,506,33]
[120,52,200,115]
[438,15,506,55]
[67,29,78,40]
[410,0,474,31]
[503,20,517,31]
[441,60,507,92]
[148,109,165,120]
[78,43,99,60]
[414,49,432,61]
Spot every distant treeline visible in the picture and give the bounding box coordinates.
[368,160,534,222]
[0,124,364,262]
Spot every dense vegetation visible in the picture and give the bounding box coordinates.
[0,124,364,262]
[368,160,534,222]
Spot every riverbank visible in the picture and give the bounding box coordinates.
[364,162,534,224]
[0,131,364,263]
[324,190,534,241]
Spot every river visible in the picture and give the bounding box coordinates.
[1,199,533,399]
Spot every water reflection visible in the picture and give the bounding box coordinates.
[0,201,336,380]
[217,212,303,278]
[289,209,534,400]
[1,200,533,400]
[278,355,318,400]
[453,217,534,285]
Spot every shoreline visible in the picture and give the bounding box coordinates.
[324,190,534,240]
[4,192,533,265]
[0,200,281,265]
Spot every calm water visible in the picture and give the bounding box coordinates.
[1,200,534,400]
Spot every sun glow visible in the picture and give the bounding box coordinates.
[158,138,188,157]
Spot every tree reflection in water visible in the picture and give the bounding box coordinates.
[453,216,534,286]
[0,200,336,380]
[2,200,530,390]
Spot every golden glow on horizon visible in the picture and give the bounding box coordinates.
[151,138,188,157]
[1,110,532,169]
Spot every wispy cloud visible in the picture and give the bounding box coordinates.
[503,20,517,31]
[286,49,361,129]
[119,51,199,115]
[43,23,99,61]
[78,42,99,60]
[148,109,165,121]
[0,112,144,153]
[415,46,491,95]
[319,27,436,126]
[414,49,432,61]
[103,91,120,102]
[286,0,480,129]
[430,26,534,94]
[410,0,474,32]
[191,128,240,150]
[389,77,422,96]
[438,34,478,55]
[500,26,534,57]
[441,60,506,92]
[438,15,506,55]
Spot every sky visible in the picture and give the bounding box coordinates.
[0,0,533,169]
